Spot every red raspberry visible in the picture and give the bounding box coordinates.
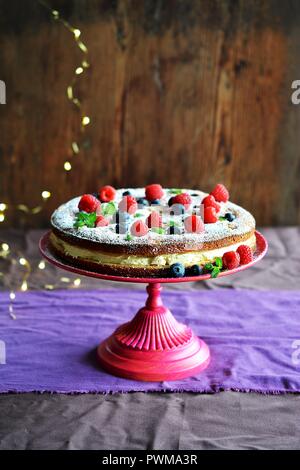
[98,185,116,202]
[204,206,218,223]
[172,193,192,209]
[78,194,100,213]
[147,211,163,228]
[184,215,205,233]
[222,251,240,270]
[210,184,229,203]
[237,245,253,265]
[96,215,109,227]
[201,195,220,212]
[119,195,138,214]
[145,184,164,201]
[130,220,149,237]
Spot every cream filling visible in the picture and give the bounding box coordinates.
[51,232,256,267]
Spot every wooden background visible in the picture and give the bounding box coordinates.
[0,0,299,227]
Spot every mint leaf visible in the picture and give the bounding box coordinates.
[211,267,220,278]
[203,262,214,273]
[151,227,165,235]
[74,211,97,228]
[125,234,133,241]
[169,188,182,194]
[215,257,223,269]
[102,202,116,216]
[169,220,180,227]
[134,213,143,218]
[219,216,226,221]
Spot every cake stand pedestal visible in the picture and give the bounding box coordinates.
[40,231,267,382]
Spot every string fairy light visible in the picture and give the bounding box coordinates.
[0,2,91,317]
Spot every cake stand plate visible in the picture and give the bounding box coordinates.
[40,231,267,381]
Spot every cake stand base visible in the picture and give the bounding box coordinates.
[97,283,210,381]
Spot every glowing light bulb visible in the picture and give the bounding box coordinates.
[19,257,27,266]
[75,67,84,75]
[64,161,72,171]
[10,292,16,300]
[21,281,28,291]
[0,203,6,211]
[82,116,90,126]
[41,190,51,200]
[0,214,5,222]
[38,261,45,270]
[73,278,81,287]
[1,243,9,251]
[73,29,81,39]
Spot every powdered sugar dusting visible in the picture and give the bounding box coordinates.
[51,188,255,247]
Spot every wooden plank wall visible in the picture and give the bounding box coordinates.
[0,0,299,227]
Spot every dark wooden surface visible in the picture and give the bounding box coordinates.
[0,0,299,227]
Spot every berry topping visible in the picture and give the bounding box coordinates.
[168,197,174,207]
[137,197,149,207]
[189,265,203,276]
[237,245,253,265]
[225,212,236,222]
[172,193,192,209]
[78,194,100,213]
[114,211,131,224]
[170,262,185,278]
[210,183,229,203]
[204,206,218,223]
[130,220,149,237]
[150,199,161,205]
[95,215,109,227]
[116,223,129,234]
[146,211,163,228]
[145,184,164,202]
[119,195,138,214]
[222,251,240,270]
[169,203,185,215]
[167,225,182,235]
[122,190,131,196]
[184,215,205,233]
[201,195,220,212]
[98,185,116,202]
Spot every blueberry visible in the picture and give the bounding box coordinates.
[170,262,185,278]
[114,211,131,224]
[151,199,161,205]
[168,197,174,207]
[115,223,128,234]
[225,212,236,222]
[189,265,203,276]
[170,203,185,215]
[122,190,131,196]
[191,193,199,197]
[167,225,182,235]
[92,192,100,200]
[137,197,149,206]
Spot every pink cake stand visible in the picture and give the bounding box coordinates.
[39,230,267,382]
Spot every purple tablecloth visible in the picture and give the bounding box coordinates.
[0,289,299,394]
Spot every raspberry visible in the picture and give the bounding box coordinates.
[96,215,109,227]
[119,195,138,214]
[78,194,100,213]
[204,206,218,223]
[172,193,192,209]
[184,215,205,233]
[201,195,220,212]
[222,251,240,270]
[98,185,116,202]
[145,184,164,202]
[210,183,229,203]
[130,220,149,237]
[237,245,253,265]
[147,211,162,228]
